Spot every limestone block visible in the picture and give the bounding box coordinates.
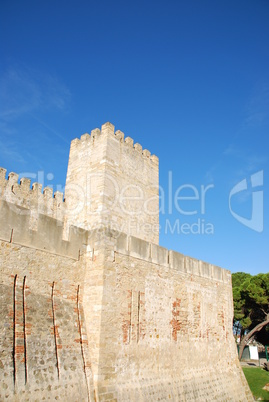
[91,128,101,138]
[200,260,211,278]
[142,149,151,158]
[212,265,223,281]
[115,232,128,254]
[151,244,168,265]
[8,172,19,185]
[32,182,42,193]
[134,143,142,152]
[101,122,115,135]
[125,137,134,147]
[115,130,124,141]
[0,167,6,179]
[129,235,150,260]
[169,250,185,272]
[185,256,200,275]
[81,132,91,142]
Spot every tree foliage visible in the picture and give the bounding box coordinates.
[232,272,269,360]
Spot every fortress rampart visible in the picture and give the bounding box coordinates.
[0,123,252,401]
[0,167,65,223]
[0,197,229,282]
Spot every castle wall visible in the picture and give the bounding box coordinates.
[0,122,252,401]
[0,201,253,401]
[0,168,65,225]
[0,201,96,401]
[85,232,252,402]
[0,240,94,401]
[0,122,159,243]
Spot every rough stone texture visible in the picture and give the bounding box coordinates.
[0,240,94,401]
[0,123,252,401]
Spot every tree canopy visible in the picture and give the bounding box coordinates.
[232,272,269,360]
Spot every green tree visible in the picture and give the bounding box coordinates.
[232,272,269,360]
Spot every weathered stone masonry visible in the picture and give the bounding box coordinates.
[0,122,252,401]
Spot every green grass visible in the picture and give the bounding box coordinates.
[243,367,269,401]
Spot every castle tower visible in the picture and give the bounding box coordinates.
[65,122,159,244]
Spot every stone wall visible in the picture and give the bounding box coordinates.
[0,123,253,401]
[0,215,253,401]
[0,240,94,401]
[81,230,253,401]
[0,168,65,224]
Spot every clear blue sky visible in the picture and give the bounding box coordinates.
[1,0,268,275]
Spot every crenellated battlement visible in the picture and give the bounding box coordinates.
[1,122,159,241]
[88,229,231,284]
[0,198,230,283]
[0,199,86,259]
[0,167,65,222]
[69,122,159,164]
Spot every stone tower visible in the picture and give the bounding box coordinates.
[65,122,159,244]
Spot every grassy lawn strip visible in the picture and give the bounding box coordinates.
[243,367,269,401]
